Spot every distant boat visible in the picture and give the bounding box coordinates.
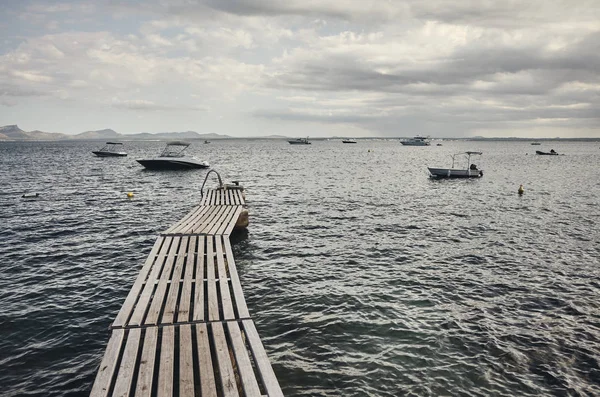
[136,141,209,170]
[428,151,483,178]
[401,136,431,146]
[288,137,311,145]
[531,142,541,145]
[92,142,127,157]
[342,139,357,144]
[536,149,559,155]
[436,143,443,146]
[204,140,210,144]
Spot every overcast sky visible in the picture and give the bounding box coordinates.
[1,0,599,137]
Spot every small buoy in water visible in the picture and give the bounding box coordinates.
[22,193,39,198]
[368,149,371,152]
[518,185,524,195]
[127,192,134,198]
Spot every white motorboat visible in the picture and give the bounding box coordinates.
[136,141,209,170]
[428,151,483,178]
[401,136,431,146]
[288,137,311,145]
[92,142,127,157]
[342,139,357,144]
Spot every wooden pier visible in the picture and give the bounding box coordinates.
[90,187,283,397]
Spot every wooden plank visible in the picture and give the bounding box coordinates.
[177,235,195,323]
[227,322,261,396]
[158,326,174,397]
[161,236,189,324]
[216,238,234,319]
[207,206,234,236]
[165,205,201,234]
[134,327,158,397]
[113,237,166,328]
[212,322,239,397]
[221,206,242,236]
[223,238,250,318]
[128,237,174,326]
[197,206,227,235]
[228,189,234,206]
[208,189,215,206]
[181,205,219,235]
[242,320,283,397]
[179,325,195,397]
[112,328,141,397]
[90,329,125,397]
[224,189,231,205]
[192,236,206,322]
[206,237,219,321]
[144,237,182,325]
[196,323,217,397]
[215,206,235,236]
[170,206,211,234]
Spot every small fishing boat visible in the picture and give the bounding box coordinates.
[401,136,431,146]
[137,141,209,170]
[428,151,483,178]
[342,139,357,144]
[92,142,127,157]
[536,150,559,155]
[288,137,311,145]
[204,140,210,144]
[531,142,541,145]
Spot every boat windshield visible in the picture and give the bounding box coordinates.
[160,141,190,157]
[100,142,123,152]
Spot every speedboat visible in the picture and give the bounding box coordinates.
[288,137,311,145]
[92,142,127,157]
[342,139,357,144]
[401,136,431,146]
[536,150,559,155]
[136,141,209,170]
[428,151,483,178]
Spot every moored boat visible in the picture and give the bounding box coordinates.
[401,136,431,146]
[288,137,311,145]
[536,149,559,155]
[92,142,127,157]
[136,141,209,170]
[342,139,357,144]
[428,151,483,178]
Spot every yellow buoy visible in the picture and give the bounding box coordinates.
[518,185,524,195]
[127,192,134,198]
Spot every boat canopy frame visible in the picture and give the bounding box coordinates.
[160,141,191,158]
[450,151,483,169]
[98,142,124,152]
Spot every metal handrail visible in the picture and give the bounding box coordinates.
[200,169,224,200]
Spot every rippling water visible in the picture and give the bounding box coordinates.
[0,139,599,396]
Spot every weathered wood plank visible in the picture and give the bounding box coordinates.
[177,235,195,323]
[144,236,182,325]
[207,206,234,236]
[212,322,239,397]
[161,236,189,324]
[221,206,242,236]
[112,328,141,397]
[223,238,250,318]
[90,329,125,397]
[128,237,174,326]
[216,238,234,319]
[170,206,211,234]
[243,320,284,397]
[113,237,166,328]
[134,327,158,397]
[179,324,195,397]
[227,322,261,397]
[192,236,206,322]
[206,237,219,321]
[157,326,174,397]
[196,323,217,397]
[198,206,227,235]
[165,205,201,234]
[179,206,218,235]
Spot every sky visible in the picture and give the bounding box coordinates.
[0,0,599,138]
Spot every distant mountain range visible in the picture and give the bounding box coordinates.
[0,125,234,141]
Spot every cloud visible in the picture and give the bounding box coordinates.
[111,98,209,111]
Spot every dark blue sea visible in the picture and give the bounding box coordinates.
[0,139,599,396]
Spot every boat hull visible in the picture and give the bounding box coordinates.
[137,158,209,170]
[535,151,558,155]
[428,168,483,178]
[93,151,127,157]
[401,141,430,146]
[288,141,311,145]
